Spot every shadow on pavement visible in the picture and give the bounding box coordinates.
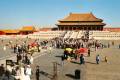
[55,55,62,58]
[66,74,75,79]
[70,61,80,65]
[66,73,81,80]
[85,61,96,64]
[40,70,53,79]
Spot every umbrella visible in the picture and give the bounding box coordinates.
[30,42,38,47]
[65,48,73,52]
[77,48,88,54]
[65,48,73,53]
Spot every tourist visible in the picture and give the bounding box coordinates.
[82,55,85,64]
[63,50,68,60]
[112,41,114,46]
[49,46,52,54]
[17,53,22,65]
[96,55,100,64]
[3,45,6,51]
[1,39,3,43]
[74,54,78,61]
[24,65,32,80]
[105,56,108,63]
[14,45,17,53]
[35,66,40,80]
[11,65,16,76]
[80,54,85,64]
[20,64,26,80]
[74,50,77,60]
[4,70,10,80]
[37,44,40,52]
[18,45,22,54]
[25,54,30,65]
[0,64,5,79]
[107,43,110,48]
[61,55,65,67]
[15,66,21,80]
[30,54,33,65]
[88,48,90,57]
[119,44,120,49]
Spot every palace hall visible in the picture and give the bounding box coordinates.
[57,13,106,31]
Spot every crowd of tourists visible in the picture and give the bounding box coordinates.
[0,39,49,80]
[50,37,111,65]
[0,35,115,80]
[50,37,103,49]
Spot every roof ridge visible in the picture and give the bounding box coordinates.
[70,13,91,16]
[59,12,103,21]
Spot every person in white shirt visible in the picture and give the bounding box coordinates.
[3,45,6,51]
[24,65,32,80]
[30,55,33,65]
[20,64,26,80]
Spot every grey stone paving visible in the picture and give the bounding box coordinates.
[31,42,120,80]
[0,39,120,80]
[31,48,86,80]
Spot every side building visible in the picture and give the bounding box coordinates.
[0,26,36,35]
[19,26,36,35]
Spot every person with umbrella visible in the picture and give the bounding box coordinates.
[65,48,73,58]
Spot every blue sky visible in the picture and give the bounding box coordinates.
[0,0,120,29]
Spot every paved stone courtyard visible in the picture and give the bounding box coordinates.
[0,39,120,80]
